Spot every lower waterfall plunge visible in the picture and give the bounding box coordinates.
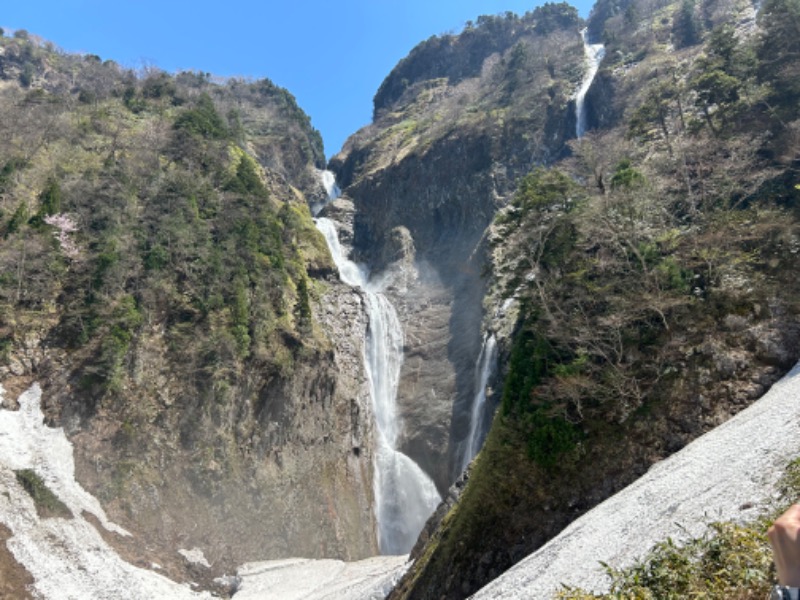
[315,201,441,554]
[460,334,498,472]
[575,27,605,139]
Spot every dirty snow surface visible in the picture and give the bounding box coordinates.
[474,362,800,599]
[0,383,210,599]
[234,555,410,599]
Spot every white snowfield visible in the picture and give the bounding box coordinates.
[0,383,211,599]
[473,361,800,599]
[234,555,410,599]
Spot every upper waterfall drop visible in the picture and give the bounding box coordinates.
[320,169,341,201]
[574,27,605,139]
[314,172,441,556]
[312,169,341,216]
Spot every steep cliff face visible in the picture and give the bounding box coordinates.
[331,3,585,491]
[53,279,378,568]
[0,32,378,577]
[387,0,800,596]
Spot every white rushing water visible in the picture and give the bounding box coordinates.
[320,169,341,200]
[460,334,498,472]
[315,173,441,555]
[574,27,606,139]
[311,169,342,216]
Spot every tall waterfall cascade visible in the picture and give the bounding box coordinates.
[460,334,498,472]
[319,169,341,200]
[574,28,606,139]
[314,172,441,555]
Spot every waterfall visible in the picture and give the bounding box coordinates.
[315,172,441,555]
[320,169,341,201]
[574,27,606,139]
[311,169,342,216]
[460,334,498,472]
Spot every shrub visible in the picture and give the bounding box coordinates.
[526,409,580,468]
[5,202,28,237]
[38,178,62,217]
[19,63,34,88]
[174,93,228,139]
[143,244,169,271]
[15,469,72,519]
[557,459,800,599]
[610,159,645,189]
[514,167,580,212]
[226,154,268,198]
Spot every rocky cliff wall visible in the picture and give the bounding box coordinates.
[332,109,576,492]
[1,278,378,575]
[386,0,800,594]
[329,14,585,494]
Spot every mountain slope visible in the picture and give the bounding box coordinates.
[0,30,378,578]
[474,362,800,598]
[1,0,799,596]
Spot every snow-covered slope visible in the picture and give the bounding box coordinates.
[0,382,411,599]
[473,362,800,599]
[0,383,210,600]
[234,555,409,599]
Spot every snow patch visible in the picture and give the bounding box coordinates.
[0,383,127,537]
[234,555,411,600]
[0,382,210,599]
[473,362,800,599]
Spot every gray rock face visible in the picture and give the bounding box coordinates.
[381,255,488,491]
[331,21,579,488]
[332,125,572,492]
[319,197,358,247]
[10,278,379,574]
[322,137,505,494]
[334,133,503,494]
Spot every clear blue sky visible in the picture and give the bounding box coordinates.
[2,1,594,159]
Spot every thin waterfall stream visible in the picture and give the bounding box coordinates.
[574,27,606,139]
[314,173,441,555]
[460,334,498,472]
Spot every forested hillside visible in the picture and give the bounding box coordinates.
[0,29,379,582]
